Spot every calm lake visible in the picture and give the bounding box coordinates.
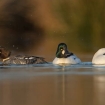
[0,63,105,105]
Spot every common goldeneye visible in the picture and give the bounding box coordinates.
[53,43,81,64]
[0,47,47,65]
[92,48,105,64]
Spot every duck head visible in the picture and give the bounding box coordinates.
[56,43,73,58]
[0,47,11,60]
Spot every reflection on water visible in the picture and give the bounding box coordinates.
[0,65,105,105]
[93,68,105,105]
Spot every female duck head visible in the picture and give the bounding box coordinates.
[0,47,11,59]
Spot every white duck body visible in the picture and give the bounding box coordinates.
[53,54,81,64]
[92,48,105,64]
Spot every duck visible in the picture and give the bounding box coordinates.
[92,48,105,64]
[0,47,47,65]
[52,43,81,64]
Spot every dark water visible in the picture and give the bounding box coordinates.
[0,64,105,105]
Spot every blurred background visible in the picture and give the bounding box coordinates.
[0,0,105,61]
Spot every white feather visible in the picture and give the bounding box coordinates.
[92,48,105,64]
[53,55,81,64]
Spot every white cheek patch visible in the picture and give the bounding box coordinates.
[62,50,65,55]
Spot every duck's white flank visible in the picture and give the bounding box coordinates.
[53,55,81,64]
[92,48,105,64]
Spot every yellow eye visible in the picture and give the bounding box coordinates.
[61,49,63,50]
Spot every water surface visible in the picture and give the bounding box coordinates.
[0,63,105,105]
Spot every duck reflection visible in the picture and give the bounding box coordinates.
[93,68,105,105]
